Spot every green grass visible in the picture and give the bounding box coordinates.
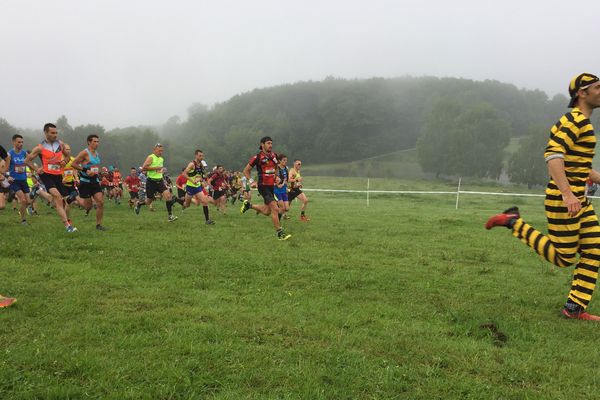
[2,179,600,399]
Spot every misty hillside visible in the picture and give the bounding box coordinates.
[167,76,571,171]
[1,76,592,184]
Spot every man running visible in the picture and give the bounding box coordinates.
[208,165,229,214]
[183,149,215,225]
[135,143,178,222]
[486,73,600,321]
[72,134,107,230]
[240,136,291,240]
[0,144,9,210]
[24,123,77,232]
[124,167,141,208]
[62,143,81,213]
[6,134,30,224]
[274,154,290,221]
[288,159,310,221]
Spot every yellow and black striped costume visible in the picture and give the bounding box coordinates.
[512,107,599,308]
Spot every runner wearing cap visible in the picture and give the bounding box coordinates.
[135,143,178,222]
[240,136,291,240]
[486,73,600,321]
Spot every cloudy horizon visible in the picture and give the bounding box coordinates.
[2,0,598,130]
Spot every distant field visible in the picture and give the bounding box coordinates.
[302,137,527,181]
[2,178,600,399]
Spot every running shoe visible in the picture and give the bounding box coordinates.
[561,308,600,321]
[300,214,310,222]
[168,215,178,222]
[21,220,27,226]
[205,219,216,225]
[135,204,141,215]
[66,225,78,233]
[27,206,33,216]
[0,296,17,308]
[96,224,108,231]
[240,200,251,214]
[277,229,292,241]
[485,207,520,230]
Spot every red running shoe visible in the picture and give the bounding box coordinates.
[485,207,520,230]
[0,295,17,308]
[300,214,310,222]
[561,308,600,321]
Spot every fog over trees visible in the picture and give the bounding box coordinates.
[2,75,595,186]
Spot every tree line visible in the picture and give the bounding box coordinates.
[2,76,596,186]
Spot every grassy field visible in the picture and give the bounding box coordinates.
[2,178,600,399]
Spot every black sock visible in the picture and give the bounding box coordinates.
[301,211,305,216]
[166,200,173,214]
[565,299,582,312]
[203,206,209,221]
[278,213,282,221]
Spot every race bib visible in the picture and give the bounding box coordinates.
[89,166,99,174]
[64,170,74,176]
[265,168,275,174]
[15,165,25,173]
[48,164,61,171]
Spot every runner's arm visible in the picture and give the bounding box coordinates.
[24,146,41,173]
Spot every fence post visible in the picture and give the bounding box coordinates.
[455,177,461,210]
[367,178,370,207]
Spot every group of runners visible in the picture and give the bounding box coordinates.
[0,128,310,307]
[0,126,310,235]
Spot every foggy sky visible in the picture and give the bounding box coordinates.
[2,0,599,130]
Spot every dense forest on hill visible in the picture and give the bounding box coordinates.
[2,76,595,185]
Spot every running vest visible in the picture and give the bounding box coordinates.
[80,149,101,183]
[249,152,278,186]
[276,166,288,190]
[8,149,27,180]
[62,156,76,184]
[26,167,33,188]
[147,154,163,180]
[289,168,302,188]
[186,161,205,188]
[38,140,64,175]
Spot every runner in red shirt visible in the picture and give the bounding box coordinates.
[123,167,140,208]
[208,165,229,214]
[240,136,291,240]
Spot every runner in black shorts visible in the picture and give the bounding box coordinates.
[72,134,107,230]
[240,136,291,240]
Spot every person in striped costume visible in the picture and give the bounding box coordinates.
[487,73,600,321]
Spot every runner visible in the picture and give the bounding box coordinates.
[274,154,290,221]
[174,169,189,207]
[0,144,8,210]
[230,171,242,205]
[62,143,81,214]
[123,167,140,208]
[288,159,310,221]
[72,134,107,231]
[135,143,178,222]
[240,136,291,240]
[5,134,30,224]
[182,149,215,224]
[24,123,77,232]
[112,167,122,205]
[207,165,229,214]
